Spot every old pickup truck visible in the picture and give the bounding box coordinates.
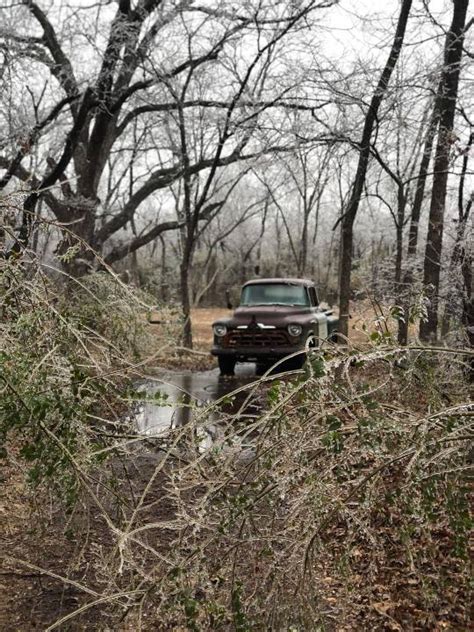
[211,278,339,374]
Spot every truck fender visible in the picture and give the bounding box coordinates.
[311,312,329,341]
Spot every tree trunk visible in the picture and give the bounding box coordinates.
[398,93,440,345]
[338,221,354,337]
[395,224,403,288]
[441,130,473,337]
[274,215,282,277]
[407,98,441,258]
[55,203,98,277]
[31,199,43,255]
[395,221,405,345]
[395,189,406,345]
[441,226,469,337]
[159,235,168,303]
[299,206,309,277]
[180,256,193,349]
[420,0,469,342]
[337,0,413,339]
[461,249,474,380]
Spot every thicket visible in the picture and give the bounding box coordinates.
[0,253,172,498]
[2,255,472,629]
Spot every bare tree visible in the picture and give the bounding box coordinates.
[335,0,413,339]
[420,0,470,342]
[0,1,337,277]
[260,143,332,277]
[398,84,441,345]
[441,119,473,340]
[364,79,433,343]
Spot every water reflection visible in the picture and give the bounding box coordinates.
[135,363,258,439]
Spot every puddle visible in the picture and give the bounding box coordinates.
[135,363,260,440]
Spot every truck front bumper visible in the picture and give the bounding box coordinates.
[211,345,306,361]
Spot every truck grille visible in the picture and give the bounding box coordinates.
[225,329,291,348]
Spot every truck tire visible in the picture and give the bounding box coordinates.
[218,356,236,375]
[291,354,306,370]
[256,362,269,375]
[282,353,305,371]
[329,330,340,343]
[285,335,314,370]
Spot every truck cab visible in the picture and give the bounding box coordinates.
[211,278,339,374]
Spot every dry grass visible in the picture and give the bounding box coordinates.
[191,307,232,350]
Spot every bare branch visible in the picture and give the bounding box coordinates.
[22,0,79,103]
[0,94,79,190]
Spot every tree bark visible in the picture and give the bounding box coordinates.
[419,0,469,342]
[440,129,473,337]
[397,92,441,345]
[56,203,98,277]
[337,0,413,339]
[407,96,441,258]
[395,188,406,345]
[180,254,193,349]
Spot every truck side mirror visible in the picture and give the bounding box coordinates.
[225,290,233,310]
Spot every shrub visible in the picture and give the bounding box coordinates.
[0,259,160,497]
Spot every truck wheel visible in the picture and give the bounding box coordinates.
[329,330,340,343]
[291,354,306,370]
[256,361,272,375]
[218,356,236,375]
[282,354,305,371]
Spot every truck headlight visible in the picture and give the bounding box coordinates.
[287,324,302,337]
[213,324,227,337]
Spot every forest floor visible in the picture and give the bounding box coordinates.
[2,449,469,631]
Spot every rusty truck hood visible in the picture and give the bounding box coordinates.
[215,305,311,328]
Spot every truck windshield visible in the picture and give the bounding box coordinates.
[241,283,310,306]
